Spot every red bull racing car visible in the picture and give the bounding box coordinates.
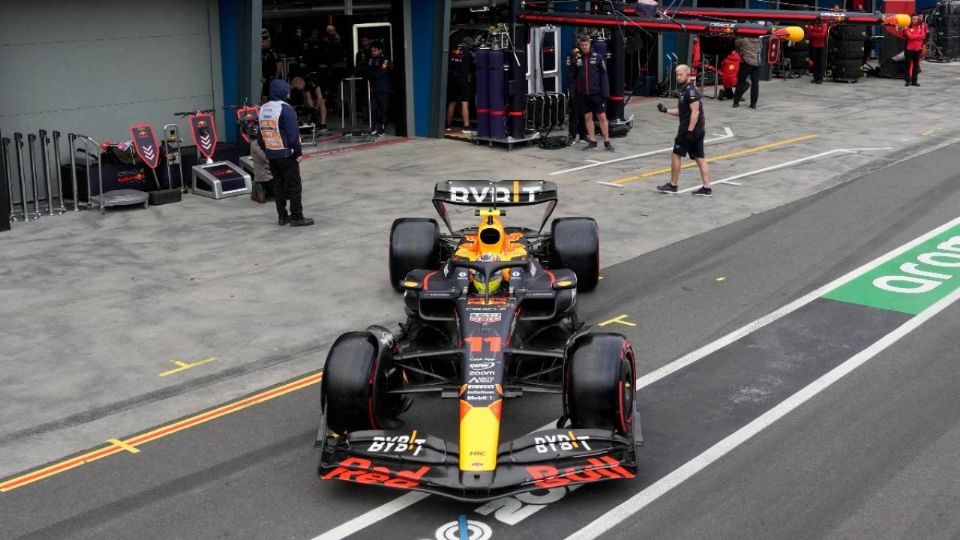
[317,180,641,501]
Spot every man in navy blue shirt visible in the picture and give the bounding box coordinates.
[362,41,392,136]
[656,65,712,197]
[259,79,315,226]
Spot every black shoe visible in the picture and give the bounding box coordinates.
[732,102,740,108]
[748,104,757,109]
[815,79,823,84]
[604,141,615,152]
[656,182,678,194]
[583,140,598,151]
[911,82,920,86]
[905,81,911,86]
[692,186,713,197]
[566,135,577,146]
[278,215,290,226]
[289,216,315,227]
[810,78,817,83]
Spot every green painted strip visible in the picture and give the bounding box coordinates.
[824,225,960,315]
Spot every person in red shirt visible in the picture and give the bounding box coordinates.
[806,17,830,84]
[887,15,929,86]
[718,50,741,100]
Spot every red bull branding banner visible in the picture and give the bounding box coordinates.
[189,113,218,160]
[129,124,160,170]
[236,106,260,143]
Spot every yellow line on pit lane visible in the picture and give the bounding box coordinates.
[159,356,217,377]
[611,134,817,185]
[0,372,323,493]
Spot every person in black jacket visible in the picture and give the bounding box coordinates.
[363,41,392,136]
[565,42,589,145]
[446,42,474,130]
[569,35,613,151]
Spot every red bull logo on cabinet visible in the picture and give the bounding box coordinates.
[128,124,160,169]
[189,113,218,160]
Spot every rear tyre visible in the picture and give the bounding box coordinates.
[551,217,600,292]
[389,218,440,291]
[563,333,636,434]
[322,332,405,435]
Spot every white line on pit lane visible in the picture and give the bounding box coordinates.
[314,213,960,540]
[567,287,960,540]
[551,127,735,176]
[312,492,429,540]
[672,147,893,194]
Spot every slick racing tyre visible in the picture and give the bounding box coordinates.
[564,333,636,434]
[551,217,600,292]
[322,332,405,435]
[389,218,440,291]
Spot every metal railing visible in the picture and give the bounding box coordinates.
[73,135,103,213]
[162,124,186,194]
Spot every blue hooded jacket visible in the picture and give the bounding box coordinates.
[258,79,302,160]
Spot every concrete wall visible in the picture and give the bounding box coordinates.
[0,0,224,150]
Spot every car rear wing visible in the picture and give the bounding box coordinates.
[433,180,558,234]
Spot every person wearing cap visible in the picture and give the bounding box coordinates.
[362,41,392,136]
[806,16,830,84]
[446,41,474,131]
[569,35,614,151]
[565,38,590,145]
[260,30,283,103]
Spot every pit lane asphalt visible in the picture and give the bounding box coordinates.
[3,142,960,539]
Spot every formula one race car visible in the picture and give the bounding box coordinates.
[317,180,641,501]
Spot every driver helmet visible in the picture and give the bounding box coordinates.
[472,253,503,295]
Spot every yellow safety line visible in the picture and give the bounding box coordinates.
[598,314,637,327]
[107,438,141,454]
[0,372,323,493]
[612,134,817,185]
[159,356,217,377]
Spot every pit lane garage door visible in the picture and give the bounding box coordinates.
[0,0,224,142]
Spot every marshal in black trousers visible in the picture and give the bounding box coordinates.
[268,156,303,219]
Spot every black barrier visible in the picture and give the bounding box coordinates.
[1,131,10,232]
[608,31,626,121]
[508,49,527,139]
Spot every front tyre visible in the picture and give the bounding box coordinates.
[389,218,440,291]
[551,217,600,292]
[322,332,405,435]
[563,333,636,434]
